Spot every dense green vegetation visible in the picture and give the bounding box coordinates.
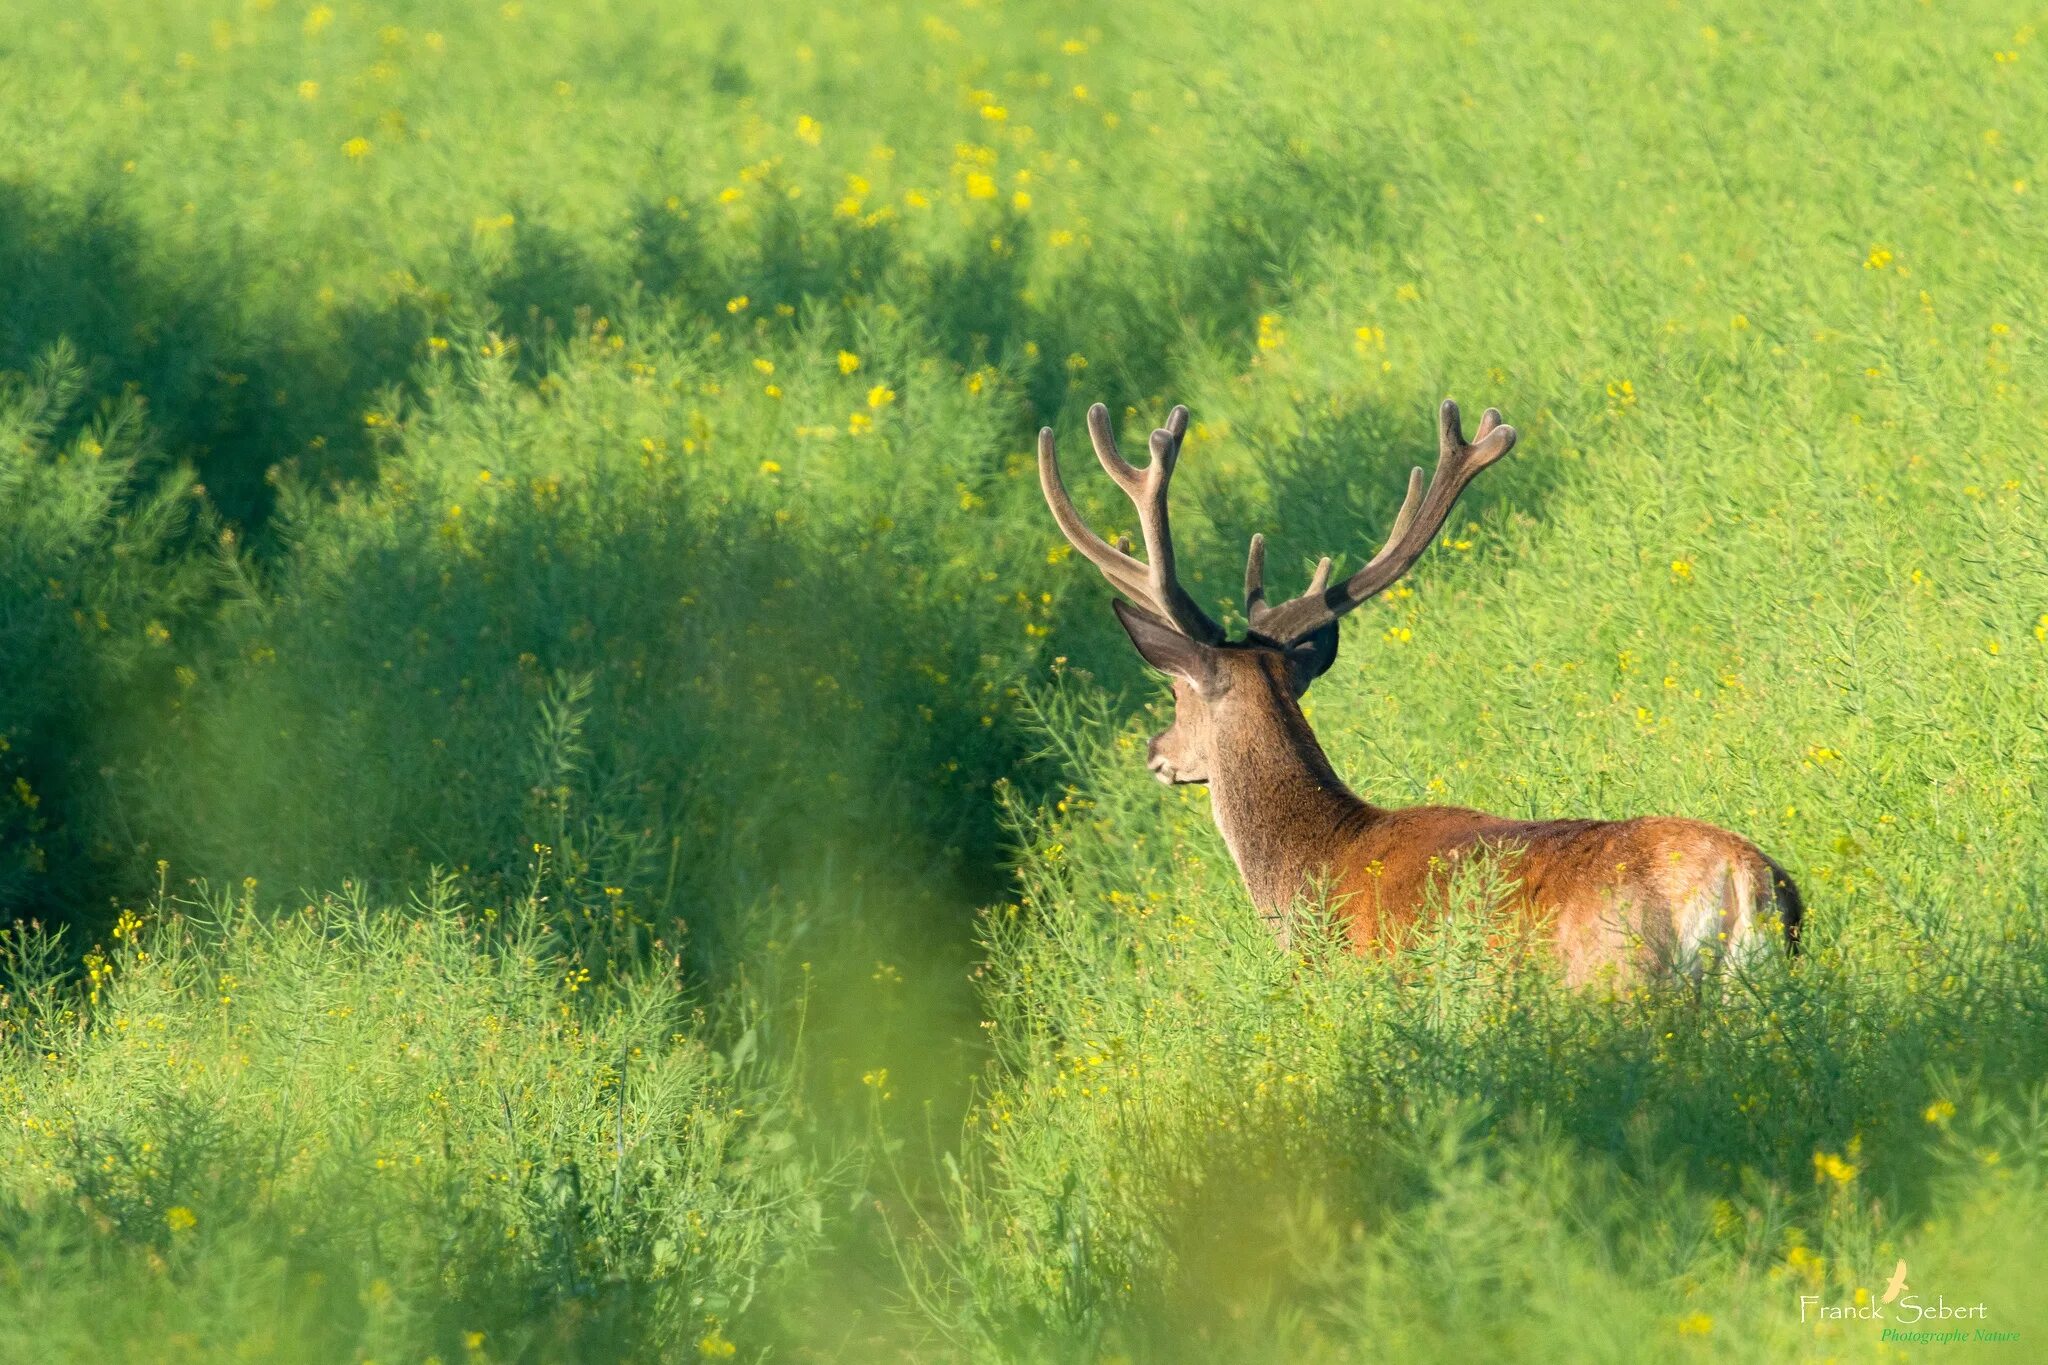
[3,0,2046,1359]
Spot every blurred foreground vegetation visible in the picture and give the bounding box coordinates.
[3,0,2047,1359]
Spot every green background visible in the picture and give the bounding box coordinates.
[2,1,2044,1359]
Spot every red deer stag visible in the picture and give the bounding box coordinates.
[1038,399,1802,983]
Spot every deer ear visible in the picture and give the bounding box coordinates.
[1285,622,1340,694]
[1112,599,1222,692]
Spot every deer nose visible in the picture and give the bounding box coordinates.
[1145,737,1176,784]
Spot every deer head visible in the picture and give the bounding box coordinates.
[1039,399,1518,786]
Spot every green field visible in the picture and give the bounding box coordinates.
[3,0,2046,1359]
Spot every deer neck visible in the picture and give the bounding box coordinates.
[1205,673,1375,927]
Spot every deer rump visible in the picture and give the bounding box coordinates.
[1306,808,1802,984]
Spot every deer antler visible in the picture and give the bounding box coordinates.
[1245,400,1516,645]
[1038,403,1226,644]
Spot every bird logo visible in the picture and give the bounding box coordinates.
[1880,1259,1910,1305]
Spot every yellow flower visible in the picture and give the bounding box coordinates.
[1925,1099,1957,1124]
[298,80,320,100]
[794,115,822,145]
[144,622,172,645]
[758,460,781,475]
[1012,190,1032,211]
[867,385,895,408]
[1864,245,1894,271]
[165,1206,197,1232]
[726,295,749,313]
[697,1330,737,1359]
[848,412,873,435]
[342,136,372,160]
[965,172,998,200]
[837,350,860,374]
[305,5,334,37]
[1670,558,1693,580]
[1813,1150,1858,1185]
[752,357,775,375]
[1675,1312,1712,1336]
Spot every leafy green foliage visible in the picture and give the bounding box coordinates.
[0,880,816,1362]
[0,344,205,917]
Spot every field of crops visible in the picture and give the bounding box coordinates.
[3,1,2046,1360]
